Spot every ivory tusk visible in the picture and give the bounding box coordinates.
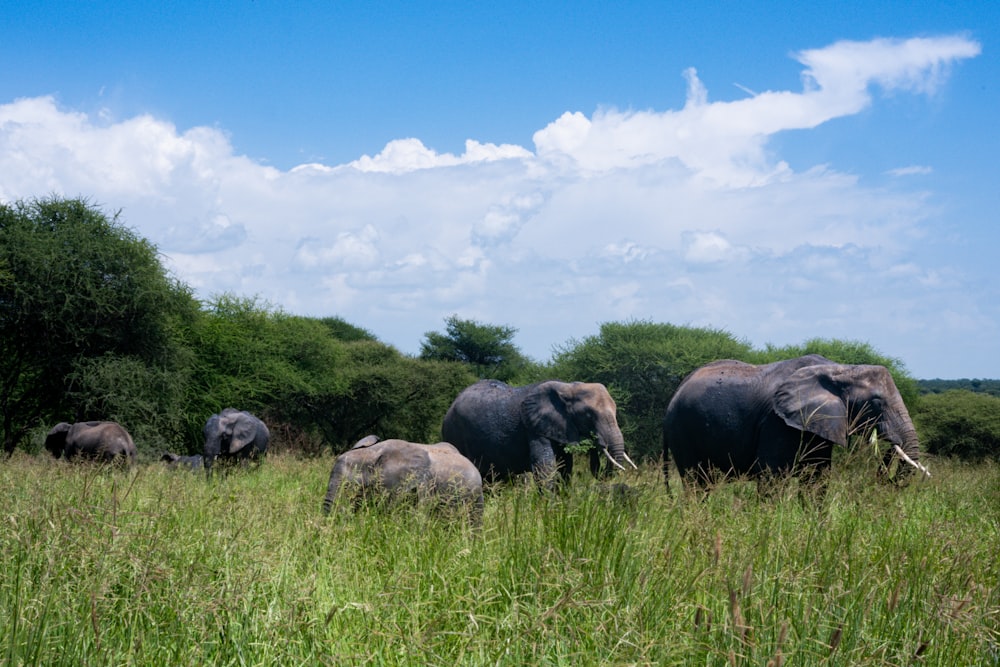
[622,452,639,470]
[603,448,627,471]
[893,445,931,478]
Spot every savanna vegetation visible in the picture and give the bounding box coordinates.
[919,378,1000,397]
[2,454,997,665]
[2,196,998,663]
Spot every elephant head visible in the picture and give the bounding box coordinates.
[521,381,635,475]
[44,422,73,458]
[773,363,928,480]
[203,408,269,475]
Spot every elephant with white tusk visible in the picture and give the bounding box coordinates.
[441,379,637,489]
[663,354,928,491]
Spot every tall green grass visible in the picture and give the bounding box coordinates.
[2,453,997,665]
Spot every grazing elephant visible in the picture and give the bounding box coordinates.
[203,408,269,476]
[160,452,204,470]
[44,421,137,467]
[663,355,929,490]
[322,435,484,519]
[441,379,637,488]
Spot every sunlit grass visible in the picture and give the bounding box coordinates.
[2,453,998,665]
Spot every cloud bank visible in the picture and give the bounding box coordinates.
[0,35,987,376]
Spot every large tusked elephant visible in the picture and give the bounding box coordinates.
[203,408,269,476]
[44,421,137,467]
[441,379,636,488]
[322,435,484,519]
[663,355,929,489]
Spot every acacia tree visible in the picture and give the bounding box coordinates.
[0,197,194,454]
[420,315,533,382]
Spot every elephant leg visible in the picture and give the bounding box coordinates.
[556,447,573,483]
[529,438,559,489]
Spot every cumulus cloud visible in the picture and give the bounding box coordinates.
[0,34,987,375]
[348,138,531,173]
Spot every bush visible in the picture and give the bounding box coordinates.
[915,390,1000,462]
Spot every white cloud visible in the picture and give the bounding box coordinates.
[0,34,988,376]
[888,165,933,177]
[348,138,531,173]
[295,225,381,270]
[682,231,750,265]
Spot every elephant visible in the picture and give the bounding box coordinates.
[44,421,137,467]
[441,379,637,488]
[203,408,270,476]
[160,452,204,470]
[322,435,484,519]
[662,354,930,490]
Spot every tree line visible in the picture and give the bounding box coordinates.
[2,196,997,462]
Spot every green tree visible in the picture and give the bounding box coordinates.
[550,320,754,461]
[318,341,476,450]
[183,296,351,452]
[320,316,378,342]
[420,315,533,382]
[185,298,473,456]
[0,197,196,454]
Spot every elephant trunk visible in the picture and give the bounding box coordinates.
[880,398,929,479]
[890,425,929,478]
[594,418,636,475]
[322,463,346,515]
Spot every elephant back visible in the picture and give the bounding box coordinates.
[442,380,530,480]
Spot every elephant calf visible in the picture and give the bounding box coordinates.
[161,452,204,471]
[323,436,484,520]
[44,421,137,467]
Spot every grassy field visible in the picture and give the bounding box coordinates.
[1,452,998,666]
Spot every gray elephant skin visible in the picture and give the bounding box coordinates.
[663,354,927,488]
[441,380,635,487]
[322,435,484,518]
[203,408,270,476]
[161,452,204,470]
[44,421,137,466]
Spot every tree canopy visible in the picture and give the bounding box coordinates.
[420,315,534,382]
[0,197,196,453]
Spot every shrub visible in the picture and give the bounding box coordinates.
[915,390,1000,462]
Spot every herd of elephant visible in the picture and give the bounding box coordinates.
[44,407,271,475]
[43,355,931,518]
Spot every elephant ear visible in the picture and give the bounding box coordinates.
[227,414,258,453]
[773,365,849,447]
[521,382,579,444]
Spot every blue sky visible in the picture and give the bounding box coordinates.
[2,1,997,377]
